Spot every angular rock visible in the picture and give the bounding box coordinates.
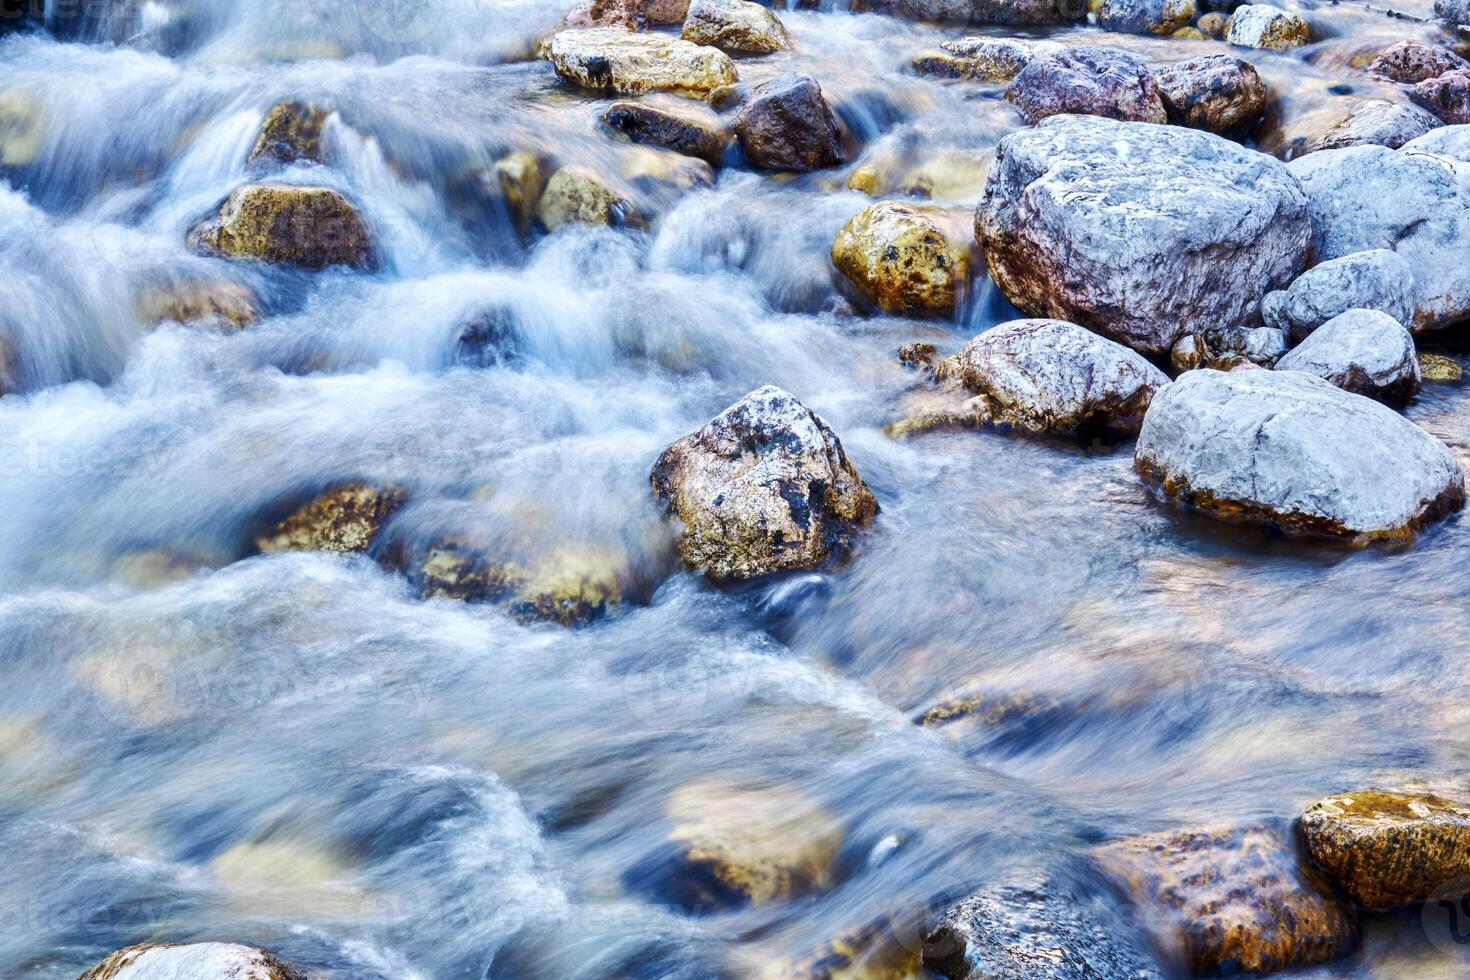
[1005,47,1167,124]
[1275,308,1420,401]
[923,865,1164,979]
[134,279,258,330]
[1300,790,1470,911]
[830,201,970,317]
[660,778,844,908]
[248,101,328,167]
[1226,4,1308,51]
[911,37,1063,82]
[1096,0,1196,35]
[601,100,728,165]
[536,165,640,230]
[1262,249,1416,343]
[847,0,1086,25]
[1413,69,1470,125]
[977,115,1312,354]
[682,0,789,53]
[1171,333,1206,372]
[78,943,304,980]
[1287,144,1470,331]
[1135,368,1464,539]
[187,184,375,270]
[1153,54,1268,136]
[255,483,407,555]
[547,28,737,98]
[732,73,843,172]
[1420,352,1464,384]
[651,386,877,580]
[1097,822,1356,975]
[1368,40,1469,84]
[1305,99,1441,153]
[942,318,1169,435]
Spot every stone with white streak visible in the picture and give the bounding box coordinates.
[1135,369,1463,539]
[1275,309,1421,401]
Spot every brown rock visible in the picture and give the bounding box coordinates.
[732,73,844,172]
[831,201,970,317]
[248,101,328,167]
[1413,68,1470,124]
[562,0,649,31]
[1368,40,1468,83]
[1153,54,1267,136]
[1196,11,1226,36]
[601,100,728,166]
[1300,790,1470,910]
[847,0,1086,26]
[255,483,407,555]
[1097,822,1357,975]
[1005,46,1167,124]
[187,184,375,270]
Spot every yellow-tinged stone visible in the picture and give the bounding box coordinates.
[135,279,258,330]
[666,778,844,907]
[831,201,970,317]
[255,483,406,555]
[0,88,42,166]
[187,183,375,269]
[1419,353,1463,385]
[494,150,548,235]
[537,165,640,230]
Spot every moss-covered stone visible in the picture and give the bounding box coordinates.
[248,101,328,167]
[1300,790,1470,910]
[188,183,375,270]
[664,778,844,908]
[1420,352,1464,384]
[255,483,407,555]
[1096,822,1356,975]
[134,279,258,330]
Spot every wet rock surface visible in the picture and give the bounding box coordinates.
[601,99,728,165]
[248,100,328,167]
[912,37,1062,81]
[1227,3,1309,51]
[255,483,406,555]
[1413,69,1470,124]
[1262,248,1417,342]
[547,28,737,97]
[848,0,1087,25]
[1005,47,1167,124]
[187,183,375,269]
[1095,0,1196,35]
[732,73,843,172]
[1305,99,1442,153]
[830,200,970,317]
[1274,308,1421,402]
[976,114,1311,354]
[1152,54,1267,136]
[78,943,305,980]
[651,386,877,580]
[681,0,789,53]
[1136,369,1464,539]
[1369,40,1469,84]
[1300,790,1470,911]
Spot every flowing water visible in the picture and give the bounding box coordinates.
[0,0,1468,976]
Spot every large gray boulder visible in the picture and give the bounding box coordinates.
[941,318,1169,435]
[79,944,304,980]
[976,114,1312,355]
[1261,249,1416,342]
[651,386,878,580]
[1305,99,1441,154]
[1275,309,1421,401]
[1287,144,1470,331]
[1005,47,1167,125]
[848,0,1086,26]
[1135,369,1464,539]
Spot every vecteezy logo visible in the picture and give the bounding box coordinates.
[1421,875,1470,956]
[355,0,443,45]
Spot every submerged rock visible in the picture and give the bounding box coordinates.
[78,943,305,980]
[493,149,550,237]
[187,184,375,270]
[651,386,878,581]
[1300,790,1470,911]
[1274,308,1421,402]
[248,101,328,167]
[1368,40,1468,84]
[682,0,789,53]
[732,73,843,172]
[1096,0,1195,35]
[1227,3,1309,51]
[1413,69,1470,124]
[912,37,1062,81]
[830,201,970,317]
[1152,54,1267,136]
[547,28,737,98]
[1305,99,1441,153]
[1097,822,1356,975]
[602,100,728,165]
[1287,145,1470,331]
[409,540,631,626]
[942,318,1169,435]
[255,483,407,555]
[1005,47,1167,124]
[536,165,640,230]
[134,279,258,330]
[1420,352,1464,384]
[848,0,1086,24]
[1262,249,1416,342]
[923,865,1164,979]
[1135,369,1464,539]
[976,114,1311,354]
[661,778,844,908]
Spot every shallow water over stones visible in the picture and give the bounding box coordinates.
[1,0,1470,977]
